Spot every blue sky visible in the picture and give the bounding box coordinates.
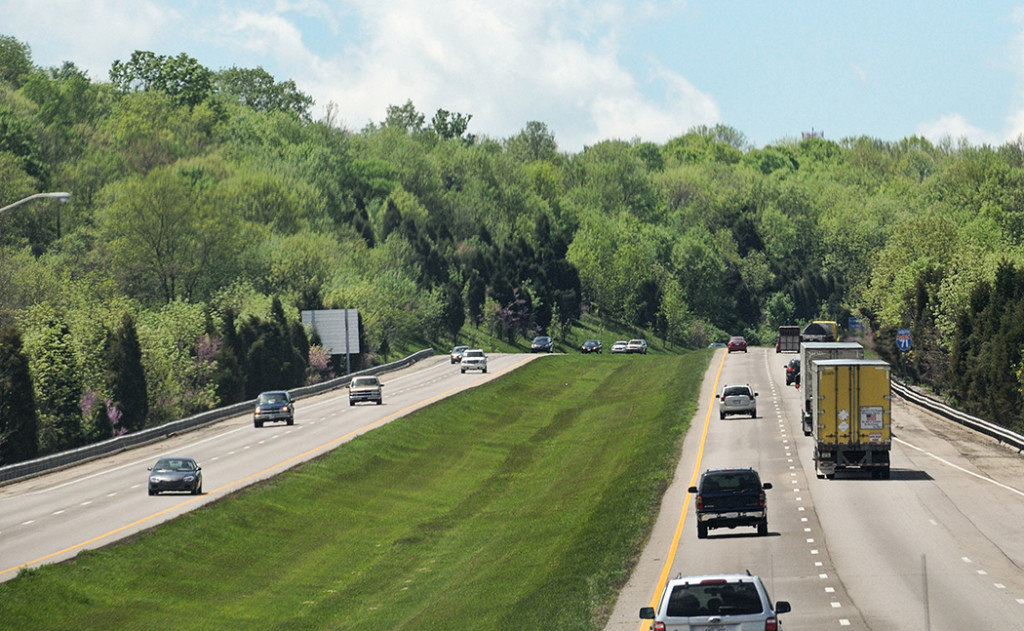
[4,1,1024,153]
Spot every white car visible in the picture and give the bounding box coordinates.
[719,384,758,419]
[626,339,648,354]
[611,340,629,354]
[640,572,790,630]
[460,349,488,373]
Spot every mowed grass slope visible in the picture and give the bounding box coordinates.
[0,352,709,630]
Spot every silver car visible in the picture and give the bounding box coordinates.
[719,384,758,419]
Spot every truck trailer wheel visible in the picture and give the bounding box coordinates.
[757,520,768,536]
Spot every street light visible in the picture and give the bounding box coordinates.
[0,192,71,217]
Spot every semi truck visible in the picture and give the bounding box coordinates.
[800,341,864,436]
[812,358,892,479]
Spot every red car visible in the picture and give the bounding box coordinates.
[727,336,748,353]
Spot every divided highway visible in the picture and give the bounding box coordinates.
[605,347,1024,631]
[0,353,540,582]
[5,346,1024,631]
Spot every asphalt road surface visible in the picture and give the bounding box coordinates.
[0,352,540,582]
[604,347,1024,631]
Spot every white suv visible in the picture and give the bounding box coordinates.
[460,349,488,374]
[640,572,790,630]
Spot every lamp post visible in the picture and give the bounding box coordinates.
[1,192,71,238]
[0,192,71,217]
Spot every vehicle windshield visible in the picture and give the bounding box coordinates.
[351,377,378,387]
[155,458,196,472]
[258,392,288,404]
[465,350,483,357]
[723,386,751,397]
[665,581,763,617]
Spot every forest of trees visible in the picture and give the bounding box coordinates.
[3,34,1024,466]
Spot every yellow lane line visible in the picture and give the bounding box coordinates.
[636,350,726,630]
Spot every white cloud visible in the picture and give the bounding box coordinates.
[2,0,720,151]
[258,0,720,150]
[916,113,1002,146]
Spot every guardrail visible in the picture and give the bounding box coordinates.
[891,378,1024,453]
[0,349,435,486]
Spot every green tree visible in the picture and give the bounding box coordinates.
[381,100,425,134]
[0,325,38,464]
[0,35,33,87]
[21,309,84,454]
[105,313,149,433]
[215,66,313,120]
[99,163,241,303]
[505,121,558,162]
[109,50,214,109]
[431,108,472,141]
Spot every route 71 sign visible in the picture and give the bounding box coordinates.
[896,328,912,352]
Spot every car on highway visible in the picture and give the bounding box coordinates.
[580,339,603,353]
[460,349,488,373]
[450,345,469,364]
[611,340,629,354]
[688,468,772,538]
[785,358,800,385]
[719,384,757,419]
[727,335,748,353]
[640,572,790,629]
[147,456,202,496]
[531,335,554,353]
[253,390,294,428]
[348,375,383,405]
[626,339,648,354]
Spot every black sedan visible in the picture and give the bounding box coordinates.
[148,457,202,495]
[531,335,554,353]
[580,339,603,353]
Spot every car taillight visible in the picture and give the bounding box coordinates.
[759,491,766,508]
[653,622,666,631]
[696,495,703,510]
[765,615,778,631]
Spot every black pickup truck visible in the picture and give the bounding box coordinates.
[688,468,772,539]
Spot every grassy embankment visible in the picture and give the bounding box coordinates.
[0,352,709,630]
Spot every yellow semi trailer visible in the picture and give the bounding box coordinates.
[812,358,892,479]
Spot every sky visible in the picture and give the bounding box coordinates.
[3,1,1024,153]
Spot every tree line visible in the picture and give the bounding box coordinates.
[3,33,1024,465]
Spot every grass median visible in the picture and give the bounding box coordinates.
[0,352,708,630]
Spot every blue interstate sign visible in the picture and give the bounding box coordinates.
[896,328,912,352]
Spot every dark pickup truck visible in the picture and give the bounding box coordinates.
[688,468,772,539]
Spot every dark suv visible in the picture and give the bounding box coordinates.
[253,391,294,428]
[688,468,772,539]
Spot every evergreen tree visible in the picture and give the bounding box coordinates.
[212,308,245,405]
[29,316,84,454]
[106,313,149,433]
[0,325,38,465]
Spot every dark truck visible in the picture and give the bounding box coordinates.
[688,468,772,539]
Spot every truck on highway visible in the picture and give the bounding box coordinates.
[799,341,864,436]
[812,358,892,479]
[775,325,801,353]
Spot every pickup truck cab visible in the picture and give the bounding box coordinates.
[640,572,790,630]
[348,375,383,405]
[688,468,771,539]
